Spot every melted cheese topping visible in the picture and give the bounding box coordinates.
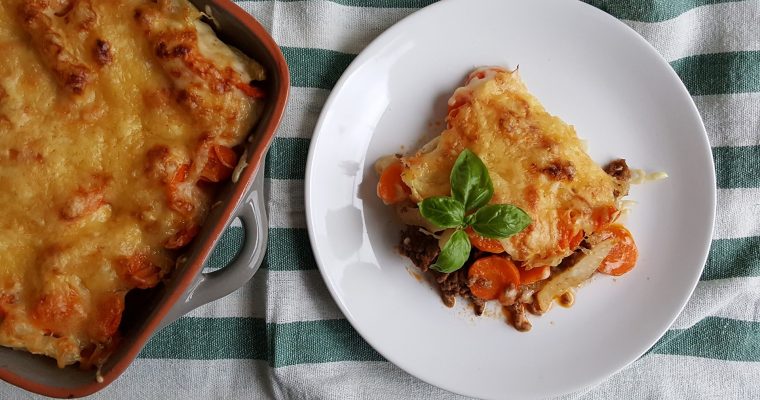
[0,0,265,368]
[401,68,618,267]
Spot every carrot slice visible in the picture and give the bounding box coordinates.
[557,209,584,250]
[173,163,190,183]
[235,81,265,99]
[559,228,584,251]
[465,70,487,83]
[468,256,520,300]
[214,145,238,168]
[164,225,199,249]
[167,163,194,214]
[91,293,125,341]
[465,227,504,253]
[200,145,238,182]
[519,265,551,285]
[32,289,79,325]
[116,254,162,289]
[447,94,469,116]
[59,187,106,220]
[0,294,13,321]
[377,160,410,204]
[592,205,617,230]
[597,224,638,276]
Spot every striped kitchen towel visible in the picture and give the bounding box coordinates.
[3,0,758,398]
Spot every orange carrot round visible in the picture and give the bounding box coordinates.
[465,227,505,253]
[377,160,410,204]
[597,224,638,276]
[468,256,520,300]
[519,265,551,285]
[164,225,200,249]
[558,222,584,250]
[557,209,584,250]
[213,145,238,168]
[592,205,618,230]
[201,145,238,182]
[91,294,125,341]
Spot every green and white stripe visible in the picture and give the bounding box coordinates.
[695,93,760,147]
[564,354,760,399]
[4,0,760,399]
[624,1,760,61]
[91,360,465,399]
[670,277,760,330]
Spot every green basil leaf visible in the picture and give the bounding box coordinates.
[470,204,532,239]
[418,197,465,228]
[450,149,494,212]
[431,229,471,273]
[463,213,476,226]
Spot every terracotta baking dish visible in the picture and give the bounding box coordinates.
[0,1,289,397]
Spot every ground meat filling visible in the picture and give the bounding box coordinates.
[431,269,486,314]
[540,160,575,181]
[398,226,439,271]
[399,227,488,313]
[397,208,604,329]
[604,158,631,198]
[507,303,532,332]
[434,269,466,307]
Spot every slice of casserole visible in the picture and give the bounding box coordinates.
[403,68,621,268]
[376,67,636,330]
[0,0,265,368]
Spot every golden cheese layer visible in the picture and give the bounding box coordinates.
[0,0,265,367]
[402,68,618,268]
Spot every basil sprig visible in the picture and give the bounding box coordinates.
[418,197,464,229]
[451,149,494,212]
[470,204,532,239]
[434,230,471,273]
[418,149,531,273]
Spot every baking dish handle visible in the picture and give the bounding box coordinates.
[157,166,268,330]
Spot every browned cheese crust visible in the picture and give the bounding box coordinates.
[0,0,265,368]
[401,69,620,268]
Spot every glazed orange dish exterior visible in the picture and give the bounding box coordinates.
[0,0,265,367]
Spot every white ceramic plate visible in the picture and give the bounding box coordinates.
[305,0,715,398]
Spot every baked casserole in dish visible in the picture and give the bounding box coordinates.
[0,0,289,396]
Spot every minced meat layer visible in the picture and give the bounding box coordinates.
[397,159,630,330]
